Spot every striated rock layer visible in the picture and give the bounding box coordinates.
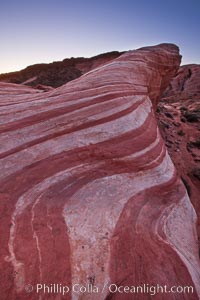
[0,44,200,300]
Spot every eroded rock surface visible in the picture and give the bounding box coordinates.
[0,44,200,300]
[158,64,200,242]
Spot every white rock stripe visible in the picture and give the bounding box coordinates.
[4,163,104,292]
[5,150,175,296]
[0,95,146,154]
[0,97,152,179]
[63,152,175,300]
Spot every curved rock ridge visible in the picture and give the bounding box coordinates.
[0,44,200,300]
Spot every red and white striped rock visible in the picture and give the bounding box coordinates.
[0,44,200,300]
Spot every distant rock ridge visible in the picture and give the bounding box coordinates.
[0,44,200,300]
[0,51,123,88]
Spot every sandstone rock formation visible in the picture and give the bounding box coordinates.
[158,64,200,241]
[0,44,200,300]
[0,51,123,88]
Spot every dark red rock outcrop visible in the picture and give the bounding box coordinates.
[0,44,200,300]
[158,64,200,243]
[162,64,200,100]
[0,51,123,88]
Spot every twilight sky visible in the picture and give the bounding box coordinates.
[1,0,200,73]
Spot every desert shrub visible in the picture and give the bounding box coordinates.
[164,112,173,119]
[177,130,185,136]
[184,111,199,122]
[191,139,200,149]
[191,168,200,180]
